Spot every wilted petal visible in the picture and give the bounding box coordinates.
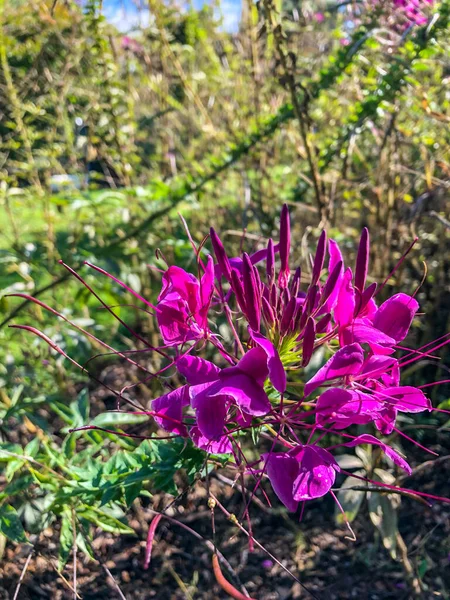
[152,385,190,436]
[376,386,431,413]
[373,293,419,342]
[249,328,286,393]
[262,452,299,512]
[304,343,364,397]
[293,446,339,501]
[343,434,411,474]
[177,355,220,385]
[190,426,232,454]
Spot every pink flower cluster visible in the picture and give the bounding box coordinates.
[393,0,434,25]
[12,205,447,517]
[150,205,432,511]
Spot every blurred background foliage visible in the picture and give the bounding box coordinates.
[0,0,449,596]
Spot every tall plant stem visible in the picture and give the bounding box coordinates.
[262,0,327,223]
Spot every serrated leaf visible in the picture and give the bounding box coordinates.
[0,504,27,543]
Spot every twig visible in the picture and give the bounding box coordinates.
[72,508,77,600]
[146,507,252,599]
[209,492,320,600]
[262,0,327,222]
[12,547,34,600]
[0,18,374,329]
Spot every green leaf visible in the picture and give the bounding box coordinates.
[0,504,27,543]
[368,470,401,559]
[76,388,90,423]
[335,470,367,524]
[5,458,26,482]
[89,412,148,428]
[24,437,40,458]
[58,513,74,571]
[77,506,134,535]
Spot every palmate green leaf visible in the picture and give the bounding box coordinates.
[77,506,134,535]
[0,504,28,543]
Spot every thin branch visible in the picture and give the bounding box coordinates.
[12,547,34,600]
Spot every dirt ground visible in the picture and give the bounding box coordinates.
[0,453,449,600]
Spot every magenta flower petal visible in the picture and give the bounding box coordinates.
[334,267,355,328]
[374,406,397,435]
[319,259,343,314]
[152,385,190,436]
[343,434,411,474]
[262,452,299,512]
[210,228,232,282]
[376,386,431,413]
[214,374,271,416]
[249,328,286,393]
[190,426,232,454]
[233,347,269,387]
[278,204,291,289]
[190,383,228,440]
[159,266,199,314]
[292,446,339,501]
[373,293,419,342]
[316,388,382,428]
[341,321,396,352]
[177,355,220,385]
[311,230,327,286]
[242,253,261,331]
[197,256,215,328]
[304,343,364,397]
[156,300,194,345]
[360,355,397,380]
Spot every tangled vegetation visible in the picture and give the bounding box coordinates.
[0,0,449,598]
